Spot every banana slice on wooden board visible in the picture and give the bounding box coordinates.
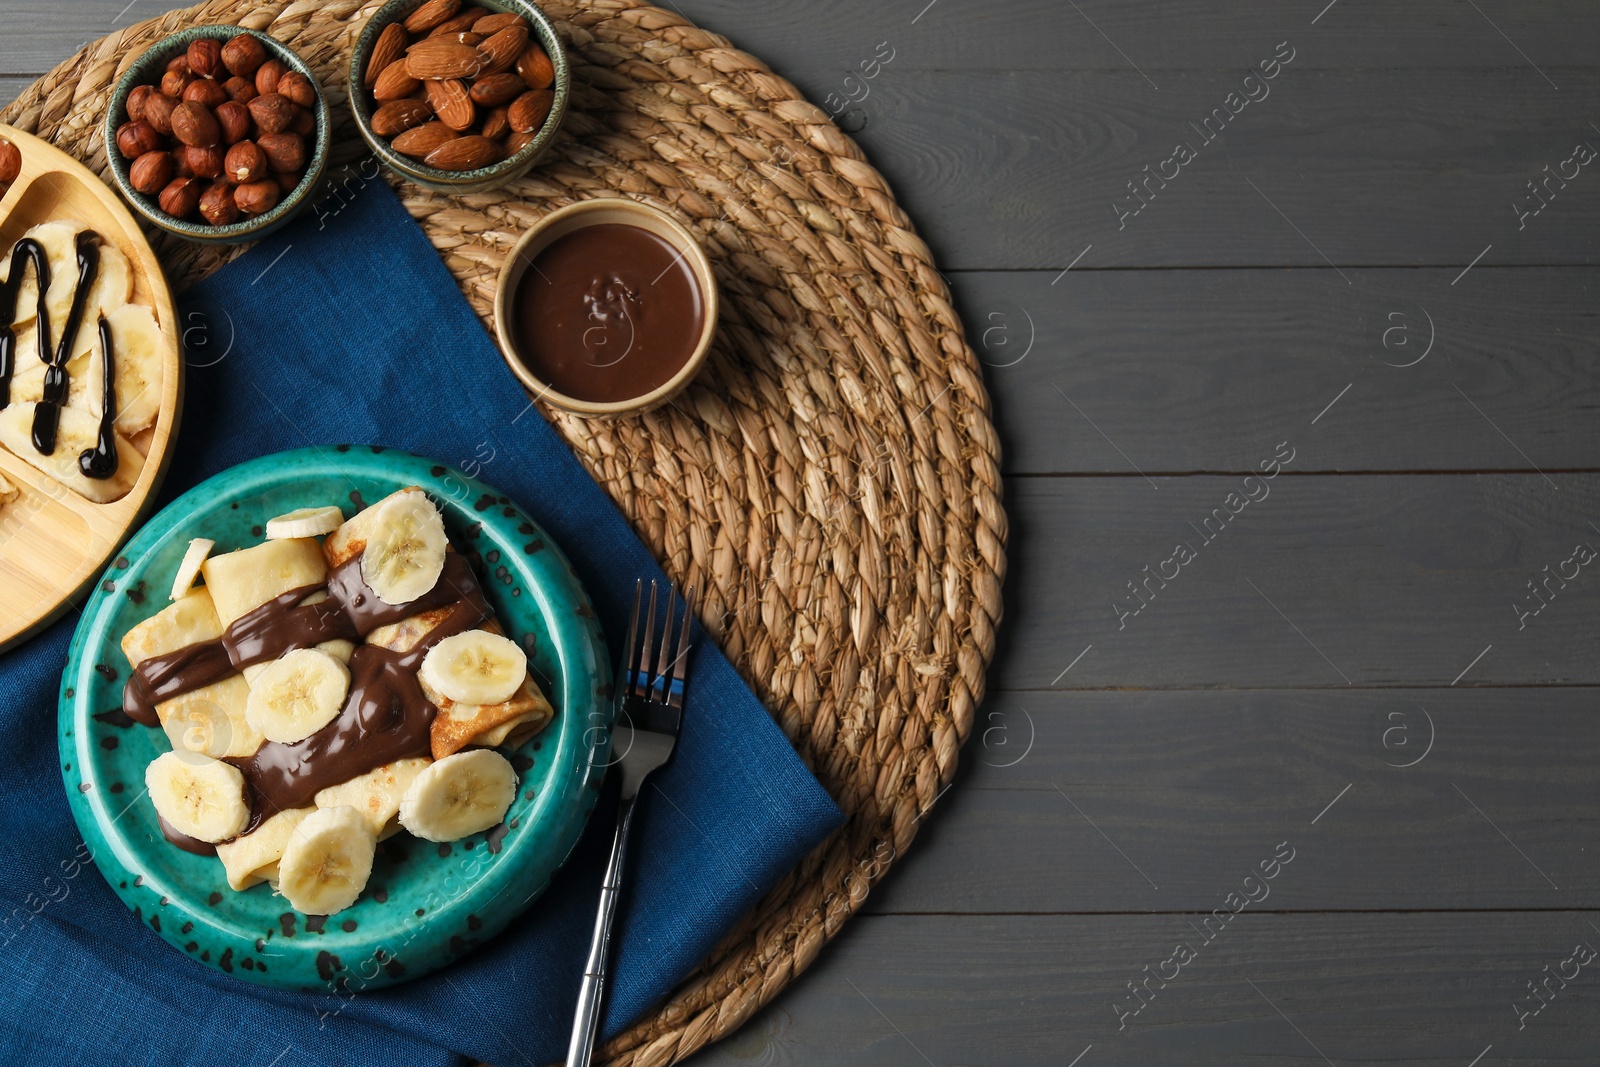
[398,748,517,842]
[0,403,142,503]
[145,751,251,843]
[276,805,378,915]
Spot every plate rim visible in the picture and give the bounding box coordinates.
[58,445,612,990]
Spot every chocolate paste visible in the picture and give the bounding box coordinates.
[510,223,704,404]
[0,237,51,412]
[31,232,99,455]
[78,313,118,479]
[159,815,219,857]
[120,548,492,839]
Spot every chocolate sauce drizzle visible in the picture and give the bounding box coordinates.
[0,237,51,411]
[0,229,119,476]
[31,232,99,456]
[122,550,491,839]
[78,313,118,478]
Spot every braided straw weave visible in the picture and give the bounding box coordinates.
[2,1,1006,1062]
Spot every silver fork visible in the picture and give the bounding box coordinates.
[566,579,692,1067]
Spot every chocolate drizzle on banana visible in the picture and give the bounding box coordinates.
[78,313,119,479]
[122,549,490,835]
[31,232,100,456]
[0,236,51,412]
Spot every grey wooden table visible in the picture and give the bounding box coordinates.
[8,2,1600,1064]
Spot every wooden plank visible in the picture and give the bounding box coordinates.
[694,912,1600,1066]
[866,688,1598,914]
[817,70,1600,269]
[0,77,30,107]
[947,267,1600,475]
[5,0,1600,75]
[993,474,1600,689]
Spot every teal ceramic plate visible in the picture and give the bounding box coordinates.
[59,446,611,990]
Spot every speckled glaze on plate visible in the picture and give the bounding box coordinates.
[59,446,611,990]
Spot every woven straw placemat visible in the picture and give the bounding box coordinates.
[2,1,1006,1062]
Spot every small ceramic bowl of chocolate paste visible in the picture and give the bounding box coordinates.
[493,198,718,417]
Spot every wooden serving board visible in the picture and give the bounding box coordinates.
[0,122,182,652]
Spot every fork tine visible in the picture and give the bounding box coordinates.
[650,585,677,705]
[666,587,692,709]
[634,580,658,699]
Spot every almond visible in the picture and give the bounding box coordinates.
[468,72,525,108]
[507,89,553,134]
[516,43,554,90]
[370,98,434,137]
[478,25,528,76]
[405,39,490,80]
[403,0,461,34]
[365,22,410,86]
[373,62,422,101]
[480,105,510,140]
[428,10,481,37]
[425,78,476,131]
[423,134,500,171]
[391,121,458,158]
[472,12,525,35]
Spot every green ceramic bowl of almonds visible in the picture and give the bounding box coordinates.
[349,0,571,194]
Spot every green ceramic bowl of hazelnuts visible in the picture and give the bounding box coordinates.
[104,26,331,245]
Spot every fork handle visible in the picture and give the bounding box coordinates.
[566,792,638,1067]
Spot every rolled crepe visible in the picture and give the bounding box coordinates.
[314,757,431,838]
[199,537,329,686]
[214,807,313,891]
[120,589,261,759]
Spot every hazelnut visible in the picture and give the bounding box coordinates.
[126,84,155,123]
[234,179,280,215]
[256,132,305,173]
[224,140,268,184]
[214,100,252,144]
[128,150,174,195]
[160,69,193,98]
[222,34,268,78]
[254,58,286,96]
[0,138,20,184]
[248,94,294,135]
[172,152,193,179]
[144,92,179,136]
[276,71,316,108]
[222,76,257,104]
[171,101,221,147]
[290,105,316,138]
[184,143,226,179]
[199,181,240,225]
[187,38,224,80]
[116,120,163,160]
[159,176,203,219]
[183,77,229,109]
[273,169,302,194]
[166,54,190,76]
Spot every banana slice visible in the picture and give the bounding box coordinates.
[4,221,79,333]
[215,806,313,891]
[315,757,432,836]
[0,402,142,503]
[146,751,251,844]
[245,648,350,744]
[419,629,527,706]
[276,805,378,915]
[94,303,163,435]
[170,537,214,601]
[266,505,344,540]
[7,326,92,408]
[361,490,447,605]
[398,748,517,842]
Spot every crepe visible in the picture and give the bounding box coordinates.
[314,757,431,839]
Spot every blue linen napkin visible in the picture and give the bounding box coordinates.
[0,174,842,1066]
